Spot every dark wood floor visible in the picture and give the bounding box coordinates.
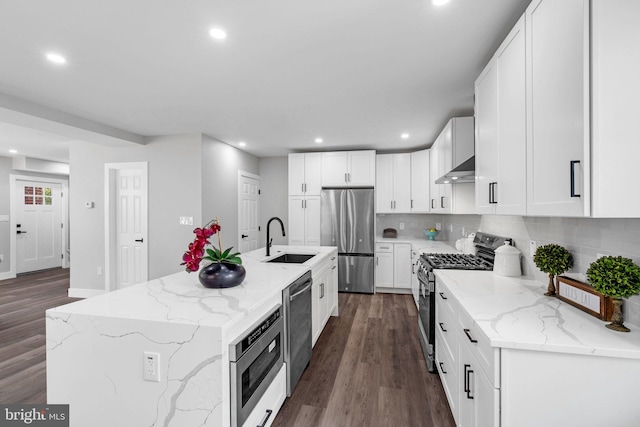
[0,271,454,427]
[273,292,455,427]
[0,268,78,404]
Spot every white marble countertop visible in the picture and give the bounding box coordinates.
[376,237,458,254]
[48,245,336,335]
[435,269,640,360]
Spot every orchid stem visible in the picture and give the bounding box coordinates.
[216,216,223,253]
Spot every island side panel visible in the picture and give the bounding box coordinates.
[501,348,640,427]
[46,312,224,427]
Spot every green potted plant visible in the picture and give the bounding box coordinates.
[586,256,640,332]
[533,244,573,296]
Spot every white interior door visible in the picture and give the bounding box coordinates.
[113,166,148,289]
[238,172,260,253]
[15,181,62,273]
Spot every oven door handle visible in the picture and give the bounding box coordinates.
[289,282,312,301]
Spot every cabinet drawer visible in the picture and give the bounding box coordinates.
[458,309,500,388]
[375,243,394,253]
[435,301,458,365]
[435,332,458,422]
[242,364,286,427]
[435,284,457,321]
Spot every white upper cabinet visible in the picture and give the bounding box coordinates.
[288,153,322,196]
[475,15,527,215]
[321,150,376,187]
[526,0,590,217]
[590,0,640,217]
[410,149,430,213]
[376,153,411,213]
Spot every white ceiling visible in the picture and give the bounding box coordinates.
[0,0,530,161]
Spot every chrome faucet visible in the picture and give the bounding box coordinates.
[266,217,286,256]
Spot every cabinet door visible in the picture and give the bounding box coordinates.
[327,256,338,316]
[526,0,589,217]
[438,122,453,214]
[496,15,527,215]
[474,59,499,215]
[321,152,349,186]
[411,149,430,213]
[393,243,412,289]
[375,154,394,213]
[429,137,441,212]
[304,153,323,195]
[348,151,376,186]
[311,274,322,346]
[288,197,306,246]
[304,196,321,246]
[410,250,419,307]
[288,153,306,196]
[375,252,394,288]
[392,154,412,213]
[459,344,499,427]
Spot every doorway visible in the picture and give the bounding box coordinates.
[7,175,69,280]
[104,162,148,291]
[238,171,260,253]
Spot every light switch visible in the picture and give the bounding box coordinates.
[84,202,94,209]
[0,215,9,222]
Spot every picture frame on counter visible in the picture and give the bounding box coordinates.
[556,276,614,322]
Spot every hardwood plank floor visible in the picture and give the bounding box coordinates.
[0,268,78,404]
[0,271,455,427]
[272,293,456,427]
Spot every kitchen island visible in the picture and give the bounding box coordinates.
[46,245,337,427]
[435,269,640,427]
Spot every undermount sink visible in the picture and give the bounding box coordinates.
[266,253,315,264]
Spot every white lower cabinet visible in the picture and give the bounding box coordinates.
[242,365,286,427]
[311,252,338,346]
[410,249,419,307]
[375,243,411,290]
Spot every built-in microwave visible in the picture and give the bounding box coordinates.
[229,305,284,427]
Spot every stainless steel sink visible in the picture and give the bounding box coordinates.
[266,253,315,264]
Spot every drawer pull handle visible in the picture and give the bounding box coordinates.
[439,322,447,332]
[439,362,447,374]
[257,409,273,427]
[439,292,447,300]
[464,364,474,399]
[463,328,478,343]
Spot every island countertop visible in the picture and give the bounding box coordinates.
[48,245,335,334]
[435,269,640,360]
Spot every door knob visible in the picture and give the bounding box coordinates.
[241,234,248,238]
[135,238,144,243]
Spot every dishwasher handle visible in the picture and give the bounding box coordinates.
[289,281,312,301]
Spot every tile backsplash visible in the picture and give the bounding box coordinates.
[444,215,640,328]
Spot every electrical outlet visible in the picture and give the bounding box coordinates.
[399,222,405,230]
[461,227,466,236]
[143,352,160,382]
[436,222,442,231]
[97,266,103,275]
[529,240,538,257]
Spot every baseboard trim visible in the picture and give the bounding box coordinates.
[0,271,16,281]
[68,288,105,299]
[375,287,412,295]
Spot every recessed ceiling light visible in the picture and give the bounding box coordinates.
[401,133,410,139]
[46,53,66,64]
[315,138,323,144]
[433,0,450,5]
[452,176,459,180]
[238,141,246,147]
[9,149,18,154]
[209,28,227,40]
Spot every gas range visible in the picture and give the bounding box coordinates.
[420,253,493,270]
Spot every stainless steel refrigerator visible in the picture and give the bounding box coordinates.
[320,188,375,294]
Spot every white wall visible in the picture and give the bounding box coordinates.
[201,135,259,253]
[444,214,640,328]
[69,134,203,291]
[258,156,288,246]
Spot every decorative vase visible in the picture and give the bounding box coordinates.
[544,274,556,296]
[606,298,630,332]
[198,262,246,289]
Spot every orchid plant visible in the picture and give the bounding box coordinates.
[181,218,242,272]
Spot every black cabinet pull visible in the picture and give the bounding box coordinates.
[464,364,474,399]
[135,238,144,243]
[257,409,273,427]
[439,322,447,332]
[440,196,445,208]
[16,230,27,234]
[489,182,498,204]
[439,362,447,374]
[439,292,447,300]
[570,160,581,197]
[463,328,478,343]
[431,199,435,209]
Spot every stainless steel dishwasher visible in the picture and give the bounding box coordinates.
[282,270,313,396]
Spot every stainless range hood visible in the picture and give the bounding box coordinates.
[435,156,476,184]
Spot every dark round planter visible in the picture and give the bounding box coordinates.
[198,262,246,289]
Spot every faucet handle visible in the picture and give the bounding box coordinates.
[269,238,273,247]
